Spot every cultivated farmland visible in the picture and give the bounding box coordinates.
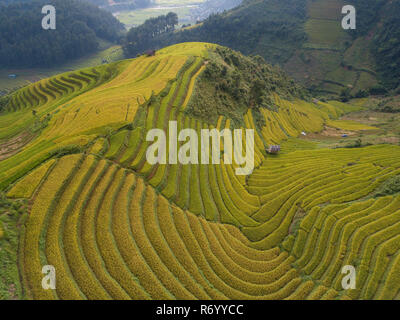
[0,43,399,300]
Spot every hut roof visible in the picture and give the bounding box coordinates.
[268,145,281,153]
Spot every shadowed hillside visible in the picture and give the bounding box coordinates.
[0,0,124,68]
[123,0,400,96]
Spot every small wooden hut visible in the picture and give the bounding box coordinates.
[145,49,156,57]
[267,145,281,154]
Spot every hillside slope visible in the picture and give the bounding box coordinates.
[126,0,399,96]
[1,43,400,300]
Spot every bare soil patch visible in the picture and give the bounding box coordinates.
[0,131,35,161]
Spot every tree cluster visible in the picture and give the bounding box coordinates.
[123,12,178,56]
[0,0,124,68]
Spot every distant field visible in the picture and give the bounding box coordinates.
[115,0,205,28]
[304,19,350,48]
[326,119,378,131]
[117,6,193,27]
[306,0,347,46]
[307,0,344,20]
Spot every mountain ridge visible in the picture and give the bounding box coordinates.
[123,0,400,96]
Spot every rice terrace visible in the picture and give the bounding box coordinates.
[0,41,399,301]
[0,0,400,304]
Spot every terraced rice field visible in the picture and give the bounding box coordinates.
[1,42,400,300]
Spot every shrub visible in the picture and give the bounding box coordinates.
[375,176,400,197]
[0,95,10,113]
[369,85,388,96]
[345,138,362,148]
[0,221,4,240]
[340,88,352,102]
[49,145,82,158]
